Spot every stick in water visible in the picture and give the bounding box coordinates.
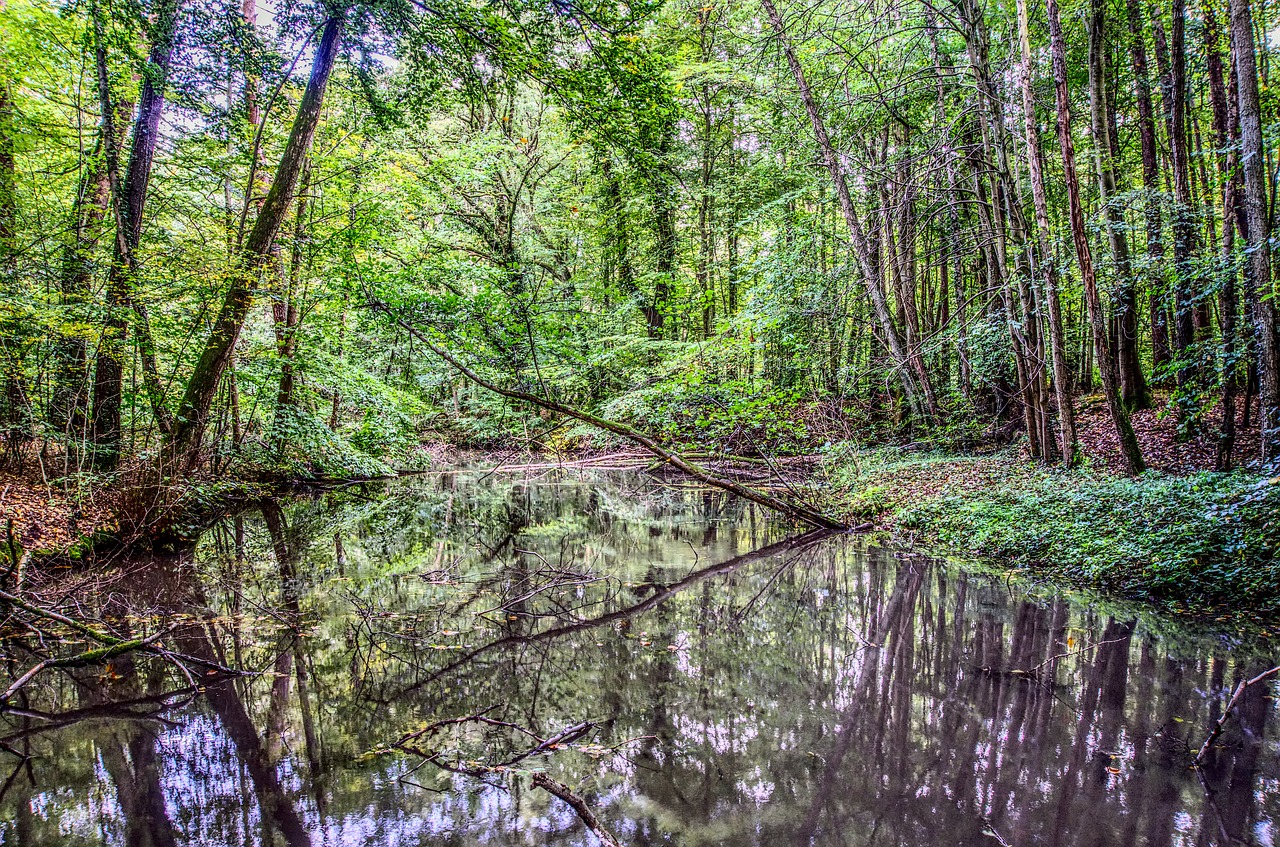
[532,772,624,847]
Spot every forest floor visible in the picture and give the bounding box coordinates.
[0,470,118,558]
[833,394,1278,616]
[839,393,1262,521]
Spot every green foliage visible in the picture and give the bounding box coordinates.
[901,470,1280,611]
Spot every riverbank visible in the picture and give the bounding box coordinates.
[825,447,1278,616]
[3,395,1275,615]
[824,396,1278,616]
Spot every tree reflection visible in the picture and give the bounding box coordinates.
[1,469,1277,846]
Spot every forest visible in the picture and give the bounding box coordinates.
[5,0,1280,839]
[4,0,1280,595]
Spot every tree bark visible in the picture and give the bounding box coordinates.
[1203,0,1241,469]
[1166,0,1202,428]
[1126,0,1171,374]
[1230,0,1280,461]
[1017,0,1079,464]
[270,159,309,452]
[1047,0,1146,474]
[89,0,181,468]
[168,15,343,471]
[1089,0,1150,410]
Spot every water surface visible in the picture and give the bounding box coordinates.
[1,469,1277,845]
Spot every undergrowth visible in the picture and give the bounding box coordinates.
[829,446,1280,613]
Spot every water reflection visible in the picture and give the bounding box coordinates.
[1,469,1277,846]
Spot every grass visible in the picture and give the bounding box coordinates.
[824,445,1280,614]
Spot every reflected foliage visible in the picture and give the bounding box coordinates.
[1,471,1277,845]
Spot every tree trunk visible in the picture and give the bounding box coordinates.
[1125,0,1170,376]
[270,159,309,452]
[0,0,31,459]
[89,0,181,469]
[1089,0,1150,410]
[759,0,934,420]
[168,15,344,471]
[1166,0,1202,430]
[1047,0,1146,474]
[1230,0,1280,461]
[1018,0,1078,464]
[1203,0,1241,469]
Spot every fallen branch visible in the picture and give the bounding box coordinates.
[370,301,846,530]
[533,772,625,847]
[2,626,177,702]
[1194,665,1280,765]
[388,706,627,845]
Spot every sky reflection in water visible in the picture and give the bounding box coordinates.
[1,468,1277,846]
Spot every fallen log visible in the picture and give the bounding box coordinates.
[370,301,847,530]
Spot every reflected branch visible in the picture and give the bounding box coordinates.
[384,528,839,701]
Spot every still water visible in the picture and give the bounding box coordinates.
[1,469,1277,846]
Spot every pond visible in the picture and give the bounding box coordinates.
[1,468,1277,846]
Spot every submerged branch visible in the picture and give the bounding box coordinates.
[0,588,245,705]
[1194,665,1280,765]
[532,773,625,847]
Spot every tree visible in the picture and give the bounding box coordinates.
[168,15,344,471]
[1230,0,1280,462]
[1046,0,1145,474]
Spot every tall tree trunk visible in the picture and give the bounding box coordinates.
[1126,0,1171,375]
[641,127,676,340]
[1089,0,1151,410]
[1018,0,1078,464]
[168,15,343,470]
[0,0,35,459]
[958,0,1054,457]
[89,0,181,469]
[1230,0,1280,462]
[1047,0,1146,474]
[1203,0,1241,469]
[759,0,934,420]
[1166,0,1203,431]
[270,159,309,453]
[51,110,127,440]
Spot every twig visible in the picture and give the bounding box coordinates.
[981,816,1013,847]
[1194,665,1280,765]
[0,588,126,645]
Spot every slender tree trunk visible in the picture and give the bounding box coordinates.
[1167,0,1203,431]
[642,127,676,340]
[760,0,933,420]
[1047,0,1146,474]
[0,0,30,458]
[1125,0,1170,372]
[51,112,126,439]
[1089,0,1150,410]
[600,155,636,304]
[270,160,309,452]
[1230,0,1280,461]
[1018,0,1078,464]
[168,15,344,470]
[960,0,1053,456]
[1203,0,1241,469]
